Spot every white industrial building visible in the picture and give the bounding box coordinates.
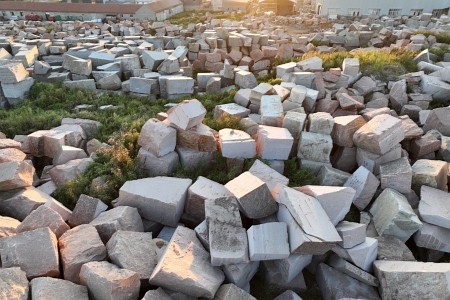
[314,0,450,18]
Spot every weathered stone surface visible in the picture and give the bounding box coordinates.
[374,260,450,299]
[354,76,376,96]
[219,129,256,159]
[142,288,173,300]
[389,79,408,110]
[414,221,450,252]
[332,237,378,272]
[297,132,332,163]
[222,261,260,290]
[205,197,249,266]
[370,188,422,242]
[297,186,355,226]
[59,224,107,284]
[115,177,192,227]
[247,222,290,261]
[49,158,93,187]
[419,185,450,229]
[316,263,380,300]
[0,186,50,221]
[411,159,448,194]
[30,277,88,300]
[68,194,108,227]
[256,126,294,160]
[0,267,29,300]
[379,157,412,194]
[137,148,179,177]
[274,185,341,254]
[420,74,450,102]
[80,261,140,300]
[0,215,20,238]
[344,166,380,210]
[0,62,28,83]
[273,290,303,300]
[332,115,366,148]
[1,227,59,279]
[107,231,159,281]
[138,118,177,157]
[186,176,232,221]
[264,253,312,284]
[176,123,217,152]
[342,58,360,77]
[423,107,450,136]
[235,71,258,89]
[335,221,366,249]
[0,161,34,191]
[260,95,284,127]
[149,226,225,298]
[225,171,278,219]
[248,159,289,190]
[356,144,402,175]
[213,283,256,300]
[16,205,69,238]
[167,99,207,130]
[328,254,379,287]
[90,206,144,243]
[317,166,351,186]
[353,114,404,155]
[0,148,26,163]
[53,146,87,166]
[375,235,415,261]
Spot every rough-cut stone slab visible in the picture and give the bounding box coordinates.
[49,158,93,186]
[418,185,450,229]
[58,224,107,284]
[219,129,256,159]
[332,115,366,148]
[423,107,450,135]
[0,187,49,221]
[213,283,256,300]
[167,99,207,130]
[297,186,355,226]
[115,177,192,227]
[375,235,416,261]
[274,185,341,254]
[0,62,28,83]
[370,188,422,242]
[16,205,69,238]
[353,114,404,155]
[1,227,59,279]
[149,226,225,298]
[68,194,108,227]
[379,157,412,194]
[142,288,172,300]
[222,261,260,290]
[176,123,217,152]
[335,221,366,249]
[0,267,29,300]
[317,166,351,186]
[247,222,290,261]
[186,176,232,221]
[248,159,289,190]
[344,166,380,210]
[264,254,312,284]
[0,216,20,238]
[273,290,303,300]
[256,125,294,160]
[30,277,88,300]
[316,263,380,300]
[90,206,144,243]
[332,237,378,272]
[328,254,379,287]
[0,148,26,163]
[374,260,450,299]
[297,132,332,163]
[138,118,176,157]
[137,148,179,177]
[0,161,34,191]
[260,95,284,127]
[411,159,448,194]
[106,231,159,282]
[205,197,249,266]
[80,261,140,300]
[414,221,450,252]
[356,144,402,175]
[225,171,278,219]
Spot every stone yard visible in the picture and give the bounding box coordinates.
[1,8,450,300]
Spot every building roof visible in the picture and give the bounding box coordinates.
[0,0,182,14]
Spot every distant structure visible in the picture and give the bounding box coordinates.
[0,0,184,21]
[211,0,248,12]
[258,0,296,15]
[314,0,450,18]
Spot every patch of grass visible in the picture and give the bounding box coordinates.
[429,45,450,62]
[168,10,244,28]
[204,115,244,131]
[301,49,418,81]
[310,39,324,47]
[284,158,319,187]
[415,30,450,44]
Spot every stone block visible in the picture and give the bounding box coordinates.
[222,261,260,290]
[30,277,88,300]
[356,144,402,175]
[214,103,250,119]
[16,205,69,238]
[342,58,360,77]
[0,161,34,192]
[344,166,380,210]
[317,166,351,186]
[335,221,366,249]
[332,115,366,148]
[149,226,224,298]
[247,222,290,261]
[282,111,307,139]
[379,157,412,194]
[260,95,284,127]
[307,112,334,135]
[0,62,28,83]
[411,159,448,193]
[58,224,107,284]
[248,159,289,191]
[423,107,450,136]
[1,227,59,279]
[137,148,179,176]
[167,99,206,130]
[0,267,29,300]
[256,126,294,160]
[235,71,257,89]
[418,185,450,229]
[219,129,256,159]
[225,171,278,219]
[68,194,108,227]
[138,118,176,157]
[375,235,416,261]
[297,132,332,163]
[327,254,378,287]
[370,188,422,242]
[213,284,256,300]
[0,186,49,221]
[332,237,378,272]
[115,177,192,227]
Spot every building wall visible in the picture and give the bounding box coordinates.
[315,0,450,17]
[0,10,106,20]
